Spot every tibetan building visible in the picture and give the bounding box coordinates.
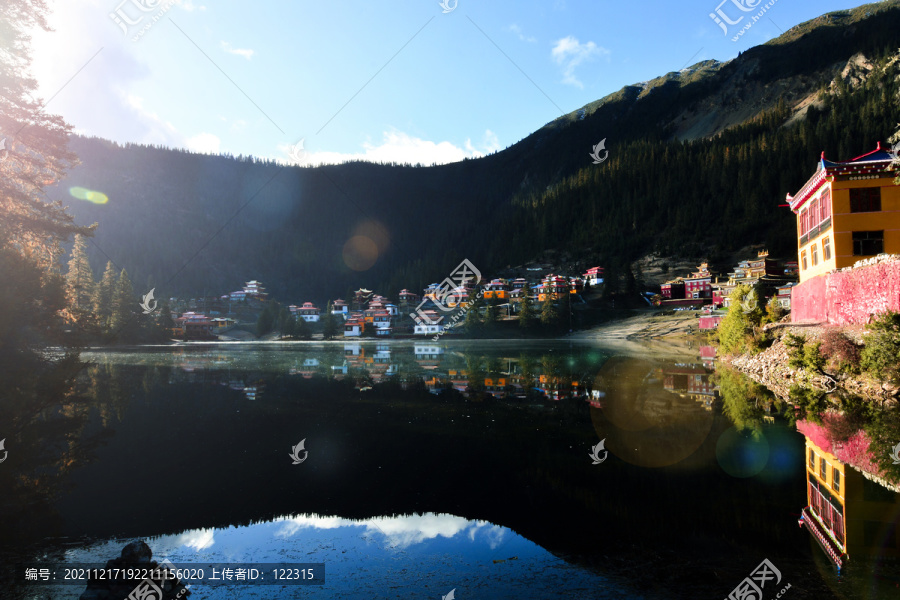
[787,143,900,284]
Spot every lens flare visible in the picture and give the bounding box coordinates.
[716,426,770,478]
[69,187,109,205]
[343,235,379,271]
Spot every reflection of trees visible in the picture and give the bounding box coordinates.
[464,352,486,392]
[715,365,778,432]
[0,353,113,543]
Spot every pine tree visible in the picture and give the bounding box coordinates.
[278,306,296,338]
[484,299,498,327]
[557,292,571,329]
[519,292,534,328]
[295,315,312,340]
[110,268,136,338]
[93,261,117,332]
[256,304,275,337]
[322,302,338,339]
[541,293,558,326]
[465,295,483,334]
[65,234,95,316]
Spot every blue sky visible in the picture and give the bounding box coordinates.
[30,0,876,166]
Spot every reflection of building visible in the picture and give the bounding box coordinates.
[662,364,716,410]
[414,345,443,369]
[800,435,900,569]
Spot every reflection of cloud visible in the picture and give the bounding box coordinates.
[274,513,506,549]
[151,528,216,556]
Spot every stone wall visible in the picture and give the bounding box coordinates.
[792,255,900,325]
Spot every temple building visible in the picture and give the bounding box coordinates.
[787,143,900,284]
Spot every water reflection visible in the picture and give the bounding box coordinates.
[51,513,623,599]
[2,341,899,599]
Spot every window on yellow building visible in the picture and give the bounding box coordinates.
[833,468,841,493]
[801,250,808,270]
[811,244,819,266]
[819,456,827,479]
[850,187,881,213]
[852,231,884,256]
[820,188,832,220]
[809,448,815,470]
[822,237,832,261]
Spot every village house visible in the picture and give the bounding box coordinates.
[331,299,349,316]
[683,263,713,300]
[353,288,374,311]
[294,302,321,323]
[584,266,605,286]
[538,275,568,302]
[175,312,216,340]
[775,283,795,310]
[660,279,685,300]
[344,316,364,337]
[483,279,510,301]
[413,310,443,335]
[399,289,420,305]
[711,251,796,308]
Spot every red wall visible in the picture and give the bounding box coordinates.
[791,259,900,324]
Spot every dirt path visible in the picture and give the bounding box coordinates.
[569,310,705,340]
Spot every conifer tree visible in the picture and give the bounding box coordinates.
[541,293,558,326]
[110,268,136,337]
[519,291,535,328]
[65,234,95,316]
[93,261,117,331]
[322,302,338,339]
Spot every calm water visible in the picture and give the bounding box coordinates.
[0,340,897,599]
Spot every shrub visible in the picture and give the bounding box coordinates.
[718,285,753,355]
[860,311,900,383]
[819,329,861,374]
[783,333,826,374]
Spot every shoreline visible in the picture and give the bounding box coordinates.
[724,324,898,404]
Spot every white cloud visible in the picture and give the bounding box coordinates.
[279,129,502,167]
[551,36,609,88]
[174,0,207,11]
[186,132,221,154]
[506,24,536,43]
[221,41,254,60]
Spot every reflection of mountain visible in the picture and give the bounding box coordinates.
[12,346,877,598]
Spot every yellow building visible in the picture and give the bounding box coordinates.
[801,436,900,569]
[786,143,900,283]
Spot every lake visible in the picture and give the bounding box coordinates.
[0,340,897,599]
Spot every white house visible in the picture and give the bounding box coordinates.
[344,319,363,337]
[295,302,321,323]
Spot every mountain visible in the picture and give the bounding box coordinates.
[50,0,900,303]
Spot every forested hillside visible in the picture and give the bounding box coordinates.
[50,1,900,303]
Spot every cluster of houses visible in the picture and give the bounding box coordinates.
[660,251,799,312]
[168,266,606,340]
